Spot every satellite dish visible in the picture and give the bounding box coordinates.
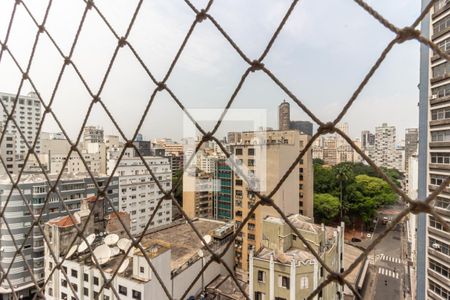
[201,235,212,246]
[117,238,132,252]
[78,234,96,253]
[104,234,119,246]
[66,245,77,259]
[110,246,120,256]
[92,244,111,265]
[117,258,129,274]
[197,249,204,258]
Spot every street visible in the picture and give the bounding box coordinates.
[360,205,408,300]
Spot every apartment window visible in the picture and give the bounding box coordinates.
[140,266,144,273]
[429,237,450,256]
[429,216,449,232]
[255,292,265,300]
[248,148,255,156]
[235,148,243,155]
[431,107,450,120]
[235,210,242,217]
[61,279,67,287]
[248,233,255,240]
[429,259,450,279]
[275,298,286,300]
[429,279,450,299]
[434,15,450,35]
[84,288,89,296]
[435,197,450,210]
[248,223,256,231]
[132,290,142,300]
[93,276,99,286]
[430,174,449,186]
[119,285,127,296]
[432,83,450,98]
[431,152,450,164]
[84,273,88,282]
[300,276,309,289]
[434,0,450,12]
[71,269,78,278]
[257,270,265,282]
[62,266,67,274]
[61,293,67,300]
[248,159,255,167]
[235,179,243,186]
[278,275,290,289]
[72,284,78,292]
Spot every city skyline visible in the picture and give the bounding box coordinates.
[0,0,419,142]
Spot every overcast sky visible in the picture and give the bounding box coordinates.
[0,0,420,142]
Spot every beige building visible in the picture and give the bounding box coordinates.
[183,172,216,219]
[232,130,313,275]
[250,215,344,300]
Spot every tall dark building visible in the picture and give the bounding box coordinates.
[290,120,313,136]
[133,140,152,156]
[214,158,233,221]
[361,130,375,149]
[404,128,418,172]
[278,100,290,131]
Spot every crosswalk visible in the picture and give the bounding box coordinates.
[380,255,402,264]
[378,267,399,279]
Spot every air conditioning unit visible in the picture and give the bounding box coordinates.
[432,94,438,99]
[432,243,440,249]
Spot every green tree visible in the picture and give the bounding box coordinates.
[172,169,183,204]
[313,162,335,193]
[334,164,353,222]
[314,193,340,225]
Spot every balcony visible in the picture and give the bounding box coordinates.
[429,163,450,171]
[430,118,450,127]
[429,141,450,148]
[431,73,450,85]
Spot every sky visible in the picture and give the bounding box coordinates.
[0,0,421,143]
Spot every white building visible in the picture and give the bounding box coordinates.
[371,123,402,170]
[108,156,172,236]
[0,91,42,157]
[83,126,104,144]
[44,217,235,300]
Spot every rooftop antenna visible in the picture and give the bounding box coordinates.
[117,258,129,274]
[104,233,119,246]
[117,238,132,252]
[78,234,96,253]
[66,245,77,259]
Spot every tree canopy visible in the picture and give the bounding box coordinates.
[313,161,400,227]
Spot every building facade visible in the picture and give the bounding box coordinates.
[249,215,344,300]
[214,159,234,221]
[0,92,41,158]
[420,1,450,299]
[405,128,419,173]
[371,123,403,171]
[83,126,104,144]
[278,101,290,131]
[0,173,118,299]
[232,130,313,275]
[107,156,172,236]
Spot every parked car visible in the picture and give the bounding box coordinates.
[382,216,389,224]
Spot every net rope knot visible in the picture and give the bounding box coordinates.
[396,27,420,43]
[250,60,264,72]
[157,82,166,91]
[196,9,207,23]
[259,195,273,206]
[64,57,71,66]
[118,37,127,48]
[38,25,45,34]
[409,200,430,215]
[202,132,213,142]
[318,122,335,134]
[329,272,345,286]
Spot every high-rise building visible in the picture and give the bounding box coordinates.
[405,128,419,173]
[83,126,104,144]
[418,1,450,298]
[361,130,375,150]
[107,156,172,236]
[183,172,216,219]
[290,120,313,136]
[232,130,313,275]
[371,123,401,170]
[278,100,290,131]
[0,173,118,299]
[214,158,234,221]
[0,92,42,158]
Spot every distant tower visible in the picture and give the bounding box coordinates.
[278,100,290,131]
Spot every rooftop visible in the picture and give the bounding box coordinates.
[256,247,315,264]
[143,218,227,270]
[0,172,109,184]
